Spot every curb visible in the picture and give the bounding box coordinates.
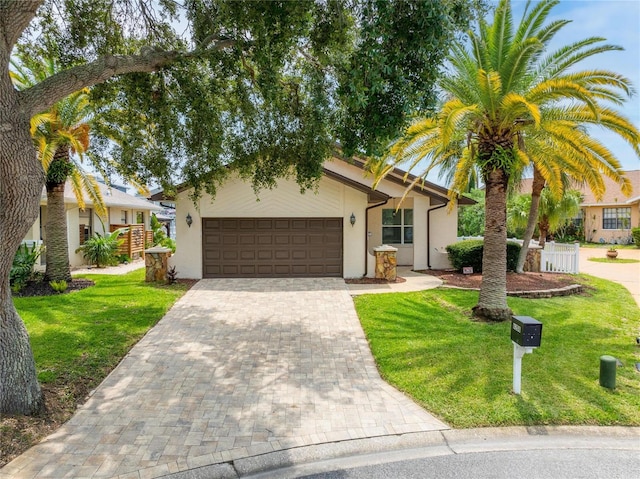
[159,426,640,479]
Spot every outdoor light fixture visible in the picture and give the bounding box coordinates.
[186,213,193,228]
[350,213,356,227]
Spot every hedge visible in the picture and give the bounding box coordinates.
[632,227,640,248]
[445,239,521,273]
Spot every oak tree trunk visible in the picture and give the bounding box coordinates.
[0,69,46,414]
[44,155,73,282]
[516,167,545,273]
[473,167,513,322]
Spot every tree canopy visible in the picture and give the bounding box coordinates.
[0,0,482,415]
[14,0,481,198]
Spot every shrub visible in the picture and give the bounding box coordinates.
[116,254,131,264]
[76,229,125,267]
[166,266,178,285]
[160,237,176,253]
[446,239,521,273]
[49,280,68,293]
[632,227,640,248]
[10,243,44,292]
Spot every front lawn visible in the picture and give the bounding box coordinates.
[354,275,640,428]
[1,269,190,467]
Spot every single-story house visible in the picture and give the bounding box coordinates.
[519,170,639,244]
[152,157,472,279]
[23,181,161,267]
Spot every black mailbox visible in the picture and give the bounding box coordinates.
[511,316,542,347]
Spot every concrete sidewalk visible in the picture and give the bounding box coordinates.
[346,267,442,296]
[1,278,446,479]
[579,247,640,307]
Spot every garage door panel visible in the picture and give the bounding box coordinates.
[257,250,273,260]
[257,235,273,245]
[292,250,307,260]
[202,217,343,278]
[239,235,256,245]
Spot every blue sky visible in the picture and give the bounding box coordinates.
[519,0,640,172]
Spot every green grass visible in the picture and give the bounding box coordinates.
[354,275,640,428]
[587,257,639,264]
[14,269,189,386]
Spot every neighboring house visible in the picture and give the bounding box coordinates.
[147,187,177,240]
[151,157,473,279]
[519,170,640,244]
[23,181,161,267]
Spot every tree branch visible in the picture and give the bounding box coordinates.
[0,0,42,51]
[19,39,235,117]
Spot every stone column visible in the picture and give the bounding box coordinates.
[523,246,542,273]
[374,245,398,281]
[145,246,172,282]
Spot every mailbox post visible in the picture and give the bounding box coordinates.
[511,316,542,395]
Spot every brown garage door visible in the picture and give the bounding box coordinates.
[202,218,343,277]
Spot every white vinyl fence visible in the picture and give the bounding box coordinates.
[540,241,580,274]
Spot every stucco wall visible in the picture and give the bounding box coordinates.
[428,204,457,269]
[170,174,368,279]
[583,204,640,244]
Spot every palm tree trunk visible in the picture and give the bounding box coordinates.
[0,78,45,414]
[516,167,545,273]
[538,217,550,247]
[473,167,513,322]
[44,154,72,282]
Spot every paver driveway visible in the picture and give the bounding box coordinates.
[2,278,447,479]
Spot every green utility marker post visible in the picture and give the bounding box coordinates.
[599,355,617,389]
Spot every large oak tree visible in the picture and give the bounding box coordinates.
[0,0,477,414]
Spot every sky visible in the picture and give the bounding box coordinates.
[525,0,640,171]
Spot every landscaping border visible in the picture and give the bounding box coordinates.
[441,283,584,299]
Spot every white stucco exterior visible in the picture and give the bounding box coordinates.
[170,158,461,279]
[171,174,368,278]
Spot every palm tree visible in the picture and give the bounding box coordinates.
[11,57,107,282]
[372,0,639,321]
[509,189,582,247]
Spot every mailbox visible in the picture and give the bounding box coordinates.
[511,316,542,348]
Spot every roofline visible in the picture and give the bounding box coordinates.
[322,168,389,202]
[344,156,474,205]
[148,155,475,206]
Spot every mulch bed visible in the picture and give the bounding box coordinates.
[13,279,95,297]
[418,270,579,292]
[346,270,578,292]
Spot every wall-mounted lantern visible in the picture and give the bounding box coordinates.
[350,212,356,227]
[186,213,193,228]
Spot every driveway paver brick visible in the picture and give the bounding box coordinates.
[1,278,447,479]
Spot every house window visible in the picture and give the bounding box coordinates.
[572,209,583,228]
[121,210,128,224]
[136,211,144,224]
[602,207,631,230]
[382,209,413,244]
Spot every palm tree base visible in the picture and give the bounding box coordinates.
[472,305,513,322]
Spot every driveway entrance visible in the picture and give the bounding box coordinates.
[579,247,640,307]
[2,278,446,479]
